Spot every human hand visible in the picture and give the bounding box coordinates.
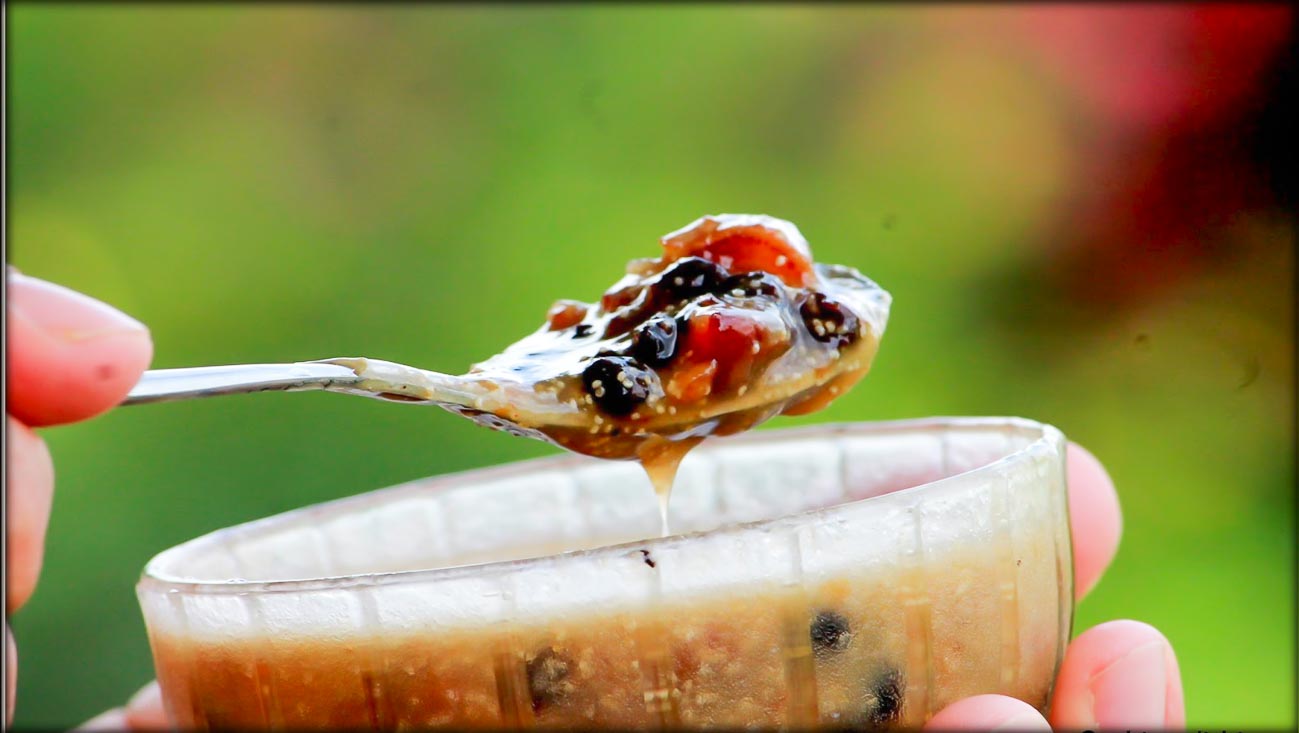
[925,444,1186,730]
[5,270,164,729]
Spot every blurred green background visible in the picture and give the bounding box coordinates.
[7,4,1293,729]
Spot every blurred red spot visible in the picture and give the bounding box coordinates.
[1013,4,1292,308]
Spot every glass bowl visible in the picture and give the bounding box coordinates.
[137,417,1072,729]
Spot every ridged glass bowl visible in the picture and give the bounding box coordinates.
[138,417,1072,729]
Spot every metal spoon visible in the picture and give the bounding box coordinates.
[121,345,873,447]
[122,259,890,454]
[124,357,590,429]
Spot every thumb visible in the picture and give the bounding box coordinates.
[926,694,1051,730]
[7,271,153,426]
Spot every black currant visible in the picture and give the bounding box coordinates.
[630,314,685,367]
[810,610,853,656]
[526,647,575,713]
[581,356,653,416]
[863,667,904,726]
[656,257,728,300]
[721,271,784,300]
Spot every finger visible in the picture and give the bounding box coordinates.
[1049,619,1185,730]
[925,694,1051,730]
[125,680,169,730]
[5,622,15,726]
[6,416,55,614]
[70,682,168,732]
[1067,442,1122,600]
[74,707,130,731]
[7,271,153,427]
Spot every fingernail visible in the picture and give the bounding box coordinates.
[8,273,147,343]
[125,680,170,730]
[127,680,161,710]
[73,708,129,731]
[992,710,1052,731]
[1089,639,1169,729]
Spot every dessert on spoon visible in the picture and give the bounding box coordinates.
[126,214,891,528]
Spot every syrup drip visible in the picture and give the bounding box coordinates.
[637,436,703,537]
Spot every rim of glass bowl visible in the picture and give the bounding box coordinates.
[139,416,1066,596]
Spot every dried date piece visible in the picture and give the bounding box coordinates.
[799,292,860,348]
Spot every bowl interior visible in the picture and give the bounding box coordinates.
[145,418,1051,586]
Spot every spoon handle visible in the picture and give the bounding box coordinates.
[123,362,368,405]
[124,356,489,406]
[123,357,590,429]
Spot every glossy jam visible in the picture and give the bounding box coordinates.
[457,215,890,528]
